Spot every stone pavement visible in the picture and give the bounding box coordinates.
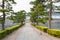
[2,23,60,40]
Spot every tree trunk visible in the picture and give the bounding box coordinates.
[48,0,52,28]
[2,0,5,30]
[37,22,38,25]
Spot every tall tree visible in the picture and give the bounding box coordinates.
[30,0,48,25]
[8,10,26,24]
[48,0,52,28]
[47,0,60,28]
[2,0,5,30]
[0,0,16,30]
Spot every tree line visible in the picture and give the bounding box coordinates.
[30,0,60,28]
[0,0,26,30]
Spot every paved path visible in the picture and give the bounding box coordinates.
[2,23,60,40]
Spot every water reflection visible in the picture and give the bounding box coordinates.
[26,12,60,29]
[39,19,60,29]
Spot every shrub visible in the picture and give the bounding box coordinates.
[47,29,60,38]
[0,24,23,39]
[0,30,7,39]
[36,25,60,38]
[36,25,48,32]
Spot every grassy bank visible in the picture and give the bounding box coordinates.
[0,24,24,39]
[36,25,60,38]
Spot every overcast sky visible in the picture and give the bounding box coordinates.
[12,0,34,12]
[11,0,60,12]
[0,0,60,18]
[0,0,60,12]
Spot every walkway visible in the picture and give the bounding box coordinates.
[2,23,60,40]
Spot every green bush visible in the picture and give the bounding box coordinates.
[36,25,48,32]
[0,24,23,39]
[0,30,7,39]
[47,29,60,38]
[36,25,60,38]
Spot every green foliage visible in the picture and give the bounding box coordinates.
[0,0,16,12]
[0,9,10,12]
[30,11,37,23]
[8,10,26,24]
[47,29,60,38]
[36,25,48,32]
[0,0,16,30]
[36,25,60,38]
[5,0,16,4]
[0,24,23,39]
[30,0,48,25]
[30,0,46,5]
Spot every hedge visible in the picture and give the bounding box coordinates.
[36,25,60,38]
[0,24,23,39]
[36,25,48,32]
[47,29,60,38]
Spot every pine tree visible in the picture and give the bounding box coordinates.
[0,0,16,30]
[30,0,48,25]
